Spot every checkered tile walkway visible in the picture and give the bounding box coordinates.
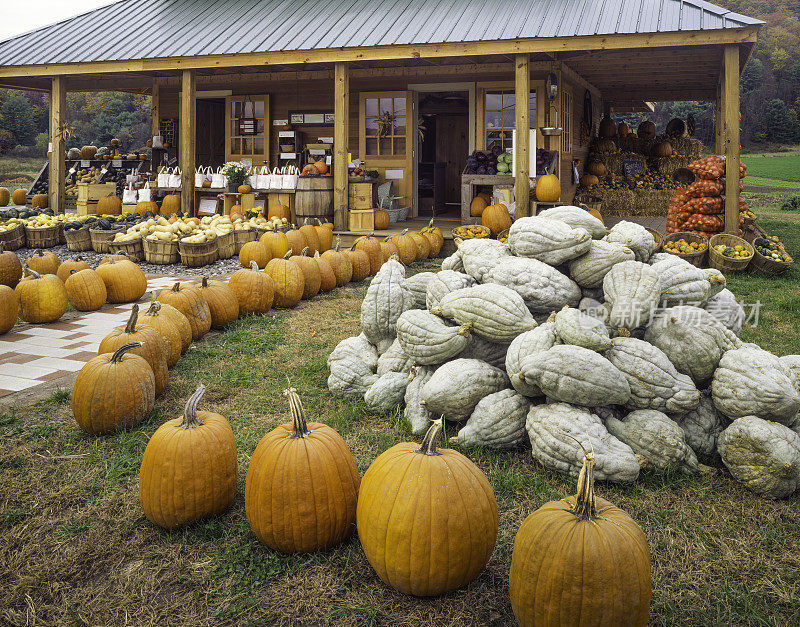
[0,276,188,398]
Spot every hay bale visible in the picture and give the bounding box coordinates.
[634,189,672,217]
[606,152,647,176]
[653,155,692,177]
[599,189,637,217]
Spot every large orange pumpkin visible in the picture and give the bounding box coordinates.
[345,246,371,282]
[265,252,305,308]
[321,239,353,287]
[96,257,147,304]
[535,174,561,202]
[313,160,328,175]
[56,257,90,283]
[138,295,191,359]
[285,226,307,256]
[289,247,321,300]
[245,388,360,553]
[391,229,417,266]
[374,210,390,230]
[198,277,239,329]
[353,235,382,275]
[0,243,23,288]
[228,261,274,315]
[380,236,400,265]
[161,194,181,217]
[314,251,337,292]
[267,204,291,222]
[15,267,68,324]
[0,285,17,334]
[470,195,489,217]
[97,194,122,215]
[26,249,60,276]
[299,218,321,254]
[314,218,334,252]
[239,240,271,269]
[64,267,106,312]
[420,220,444,257]
[158,282,212,340]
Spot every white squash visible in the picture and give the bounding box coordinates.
[554,306,613,351]
[441,250,465,272]
[604,220,656,262]
[704,289,745,336]
[453,389,530,449]
[376,338,414,376]
[703,268,726,299]
[484,256,581,314]
[505,323,560,397]
[508,216,592,265]
[395,309,471,366]
[456,237,512,283]
[670,391,727,458]
[404,366,434,435]
[360,258,415,346]
[402,271,437,309]
[420,358,509,421]
[328,354,379,397]
[650,256,714,305]
[536,205,607,239]
[327,334,378,371]
[458,335,509,369]
[603,261,661,331]
[425,270,475,310]
[568,239,636,288]
[364,372,409,414]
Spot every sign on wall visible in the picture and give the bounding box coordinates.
[289,111,335,126]
[238,117,257,136]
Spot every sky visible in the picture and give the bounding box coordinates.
[0,0,118,40]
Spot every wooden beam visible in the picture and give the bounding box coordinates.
[333,61,349,231]
[715,71,724,154]
[151,77,160,139]
[0,27,760,78]
[515,54,531,218]
[49,77,66,214]
[180,69,196,217]
[723,45,740,235]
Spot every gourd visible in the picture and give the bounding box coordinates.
[456,237,511,283]
[432,284,536,343]
[605,336,700,414]
[56,257,90,283]
[289,247,322,300]
[245,388,360,552]
[72,342,155,435]
[139,384,237,529]
[0,286,17,334]
[440,250,465,273]
[605,220,656,262]
[505,323,560,397]
[198,276,239,328]
[260,230,289,260]
[15,267,68,323]
[534,174,561,202]
[425,270,475,310]
[670,391,726,459]
[376,337,414,376]
[481,203,512,235]
[404,366,434,435]
[525,402,640,482]
[579,297,610,329]
[509,449,651,627]
[703,267,726,299]
[537,205,607,239]
[396,309,471,365]
[356,420,498,596]
[606,409,699,474]
[650,256,712,305]
[328,352,379,397]
[64,268,106,312]
[452,389,530,449]
[364,371,410,414]
[420,358,508,421]
[26,249,60,276]
[328,334,378,372]
[457,335,509,369]
[704,289,744,336]
[239,240,271,269]
[321,240,353,286]
[0,243,23,287]
[568,239,635,288]
[508,216,592,265]
[554,306,613,351]
[98,305,169,396]
[780,355,800,393]
[603,261,661,330]
[717,416,800,499]
[360,258,414,346]
[227,261,274,315]
[158,282,212,339]
[160,194,181,216]
[484,256,581,314]
[313,251,337,292]
[401,271,436,309]
[353,235,382,275]
[11,189,26,205]
[139,294,192,355]
[96,257,147,303]
[518,345,631,407]
[711,346,799,425]
[265,251,305,308]
[644,305,741,385]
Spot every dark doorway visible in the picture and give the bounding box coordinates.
[196,99,225,168]
[417,91,468,217]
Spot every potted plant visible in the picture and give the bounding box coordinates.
[222,161,249,192]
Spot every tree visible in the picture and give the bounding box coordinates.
[764,99,798,143]
[741,58,764,92]
[0,92,36,146]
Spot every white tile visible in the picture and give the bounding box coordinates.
[0,363,58,379]
[0,375,41,391]
[8,345,76,358]
[25,357,88,372]
[15,327,74,339]
[9,336,79,348]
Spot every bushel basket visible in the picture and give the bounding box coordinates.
[25,225,60,249]
[663,232,707,267]
[708,233,753,273]
[108,237,145,262]
[64,227,92,252]
[179,236,218,267]
[233,228,257,253]
[216,231,235,259]
[143,237,179,265]
[0,222,25,250]
[90,228,123,254]
[750,237,792,275]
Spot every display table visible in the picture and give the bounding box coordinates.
[460,174,515,221]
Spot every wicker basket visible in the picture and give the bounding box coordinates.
[645,227,664,253]
[64,227,93,252]
[0,222,25,250]
[496,228,509,243]
[387,205,410,223]
[179,236,218,267]
[25,225,60,248]
[233,228,257,253]
[108,237,145,262]
[708,234,753,273]
[748,237,790,275]
[451,224,492,240]
[58,224,66,245]
[90,228,122,254]
[143,237,179,265]
[663,232,708,267]
[217,231,235,259]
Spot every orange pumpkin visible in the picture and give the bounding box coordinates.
[345,247,371,282]
[314,218,333,251]
[482,203,512,236]
[408,231,431,260]
[136,201,159,216]
[321,239,353,287]
[265,251,305,308]
[314,251,337,292]
[380,236,400,265]
[299,219,321,254]
[268,204,291,222]
[301,164,318,177]
[260,230,290,259]
[353,235,382,275]
[285,226,307,256]
[228,261,274,316]
[289,247,321,300]
[391,229,417,266]
[239,240,272,269]
[97,194,122,216]
[470,195,489,217]
[374,210,390,230]
[314,160,328,175]
[237,184,252,194]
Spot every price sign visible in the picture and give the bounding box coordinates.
[623,160,645,178]
[81,160,90,168]
[238,118,257,136]
[112,159,122,168]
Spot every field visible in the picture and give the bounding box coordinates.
[740,151,800,189]
[1,199,799,626]
[0,156,44,193]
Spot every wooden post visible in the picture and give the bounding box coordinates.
[723,45,740,235]
[151,77,160,139]
[515,54,531,217]
[181,70,196,216]
[333,62,349,231]
[714,72,725,155]
[49,76,66,214]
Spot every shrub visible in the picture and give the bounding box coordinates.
[780,195,800,212]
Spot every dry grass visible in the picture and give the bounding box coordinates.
[1,261,800,626]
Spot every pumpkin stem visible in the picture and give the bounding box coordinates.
[23,264,41,279]
[180,384,206,428]
[146,299,162,316]
[110,341,142,363]
[201,276,209,288]
[417,418,443,456]
[334,237,342,252]
[282,250,292,260]
[171,282,181,292]
[570,452,598,521]
[284,387,310,438]
[301,246,309,257]
[249,260,259,271]
[124,304,139,334]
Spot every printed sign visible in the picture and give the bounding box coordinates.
[623,159,645,178]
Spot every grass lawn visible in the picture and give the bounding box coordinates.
[1,204,800,625]
[742,152,800,183]
[0,156,45,192]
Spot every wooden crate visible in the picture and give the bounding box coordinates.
[223,193,256,216]
[77,201,99,215]
[122,204,138,214]
[77,182,116,203]
[348,209,374,232]
[348,183,377,210]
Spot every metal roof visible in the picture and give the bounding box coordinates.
[0,0,763,67]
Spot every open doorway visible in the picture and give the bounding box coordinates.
[417,91,469,217]
[196,98,225,168]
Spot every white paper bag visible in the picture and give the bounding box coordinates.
[152,135,164,149]
[157,166,170,188]
[122,184,138,204]
[255,166,270,189]
[138,182,152,203]
[194,166,207,188]
[168,167,182,188]
[211,167,226,189]
[282,165,299,190]
[268,167,283,190]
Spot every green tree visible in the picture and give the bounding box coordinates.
[764,99,798,143]
[741,58,764,92]
[34,132,49,155]
[0,92,36,145]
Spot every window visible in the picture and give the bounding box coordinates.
[484,90,536,152]
[364,97,407,157]
[226,95,269,162]
[562,90,572,154]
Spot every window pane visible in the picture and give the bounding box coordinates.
[366,137,378,155]
[502,110,515,131]
[231,138,240,154]
[486,111,502,130]
[394,137,405,155]
[502,93,515,110]
[366,117,378,134]
[379,98,393,114]
[254,100,264,117]
[393,98,406,115]
[233,101,242,117]
[254,138,264,154]
[366,98,378,116]
[244,101,254,117]
[242,138,252,154]
[394,116,406,135]
[257,119,265,134]
[379,136,392,155]
[486,93,502,111]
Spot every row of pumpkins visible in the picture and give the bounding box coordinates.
[0,187,38,208]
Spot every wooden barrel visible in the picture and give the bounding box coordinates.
[295,176,333,224]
